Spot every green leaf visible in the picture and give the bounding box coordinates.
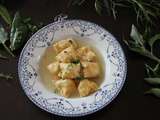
[95,0,112,16]
[0,24,8,44]
[68,0,85,6]
[127,25,160,64]
[146,88,160,98]
[145,78,160,85]
[23,17,43,34]
[0,73,13,80]
[131,0,151,23]
[153,64,160,73]
[0,24,14,57]
[130,47,160,63]
[71,59,80,64]
[11,12,21,29]
[148,34,160,48]
[146,10,157,18]
[145,64,160,78]
[130,24,144,47]
[114,3,128,8]
[0,49,9,59]
[78,0,86,5]
[23,17,31,23]
[0,53,7,59]
[95,0,103,15]
[0,4,12,26]
[111,3,117,19]
[145,64,155,77]
[75,76,84,81]
[10,12,28,51]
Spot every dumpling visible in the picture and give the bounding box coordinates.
[81,62,100,78]
[53,38,78,53]
[55,79,76,97]
[78,79,98,97]
[47,62,59,74]
[77,46,96,62]
[52,75,60,80]
[56,47,78,63]
[59,63,81,79]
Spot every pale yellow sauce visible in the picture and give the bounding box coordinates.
[39,39,105,97]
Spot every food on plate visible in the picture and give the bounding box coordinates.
[58,63,81,79]
[81,62,100,78]
[77,46,96,62]
[53,38,77,53]
[42,38,102,98]
[55,79,76,98]
[47,62,59,74]
[78,79,98,97]
[56,47,78,63]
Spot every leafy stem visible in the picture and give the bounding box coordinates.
[0,73,13,80]
[69,0,160,98]
[125,24,160,64]
[0,4,12,26]
[0,24,14,57]
[130,47,160,63]
[70,0,160,27]
[0,53,7,59]
[2,43,14,57]
[126,24,160,97]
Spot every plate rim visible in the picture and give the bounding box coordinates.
[18,19,127,117]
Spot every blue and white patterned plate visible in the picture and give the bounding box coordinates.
[18,17,127,117]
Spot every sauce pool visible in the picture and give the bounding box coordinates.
[39,39,105,97]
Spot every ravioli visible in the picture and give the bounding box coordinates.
[56,47,78,63]
[53,38,78,53]
[81,62,100,78]
[59,63,81,79]
[55,79,76,97]
[47,62,59,74]
[77,46,96,62]
[78,79,98,97]
[45,38,102,98]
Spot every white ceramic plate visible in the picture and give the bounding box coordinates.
[18,19,127,117]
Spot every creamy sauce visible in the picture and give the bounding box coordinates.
[39,39,105,97]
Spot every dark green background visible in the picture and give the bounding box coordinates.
[0,0,159,120]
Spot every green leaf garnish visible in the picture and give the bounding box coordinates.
[71,59,80,64]
[75,76,84,81]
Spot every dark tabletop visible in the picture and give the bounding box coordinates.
[0,0,159,120]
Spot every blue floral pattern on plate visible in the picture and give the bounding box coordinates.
[18,20,127,117]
